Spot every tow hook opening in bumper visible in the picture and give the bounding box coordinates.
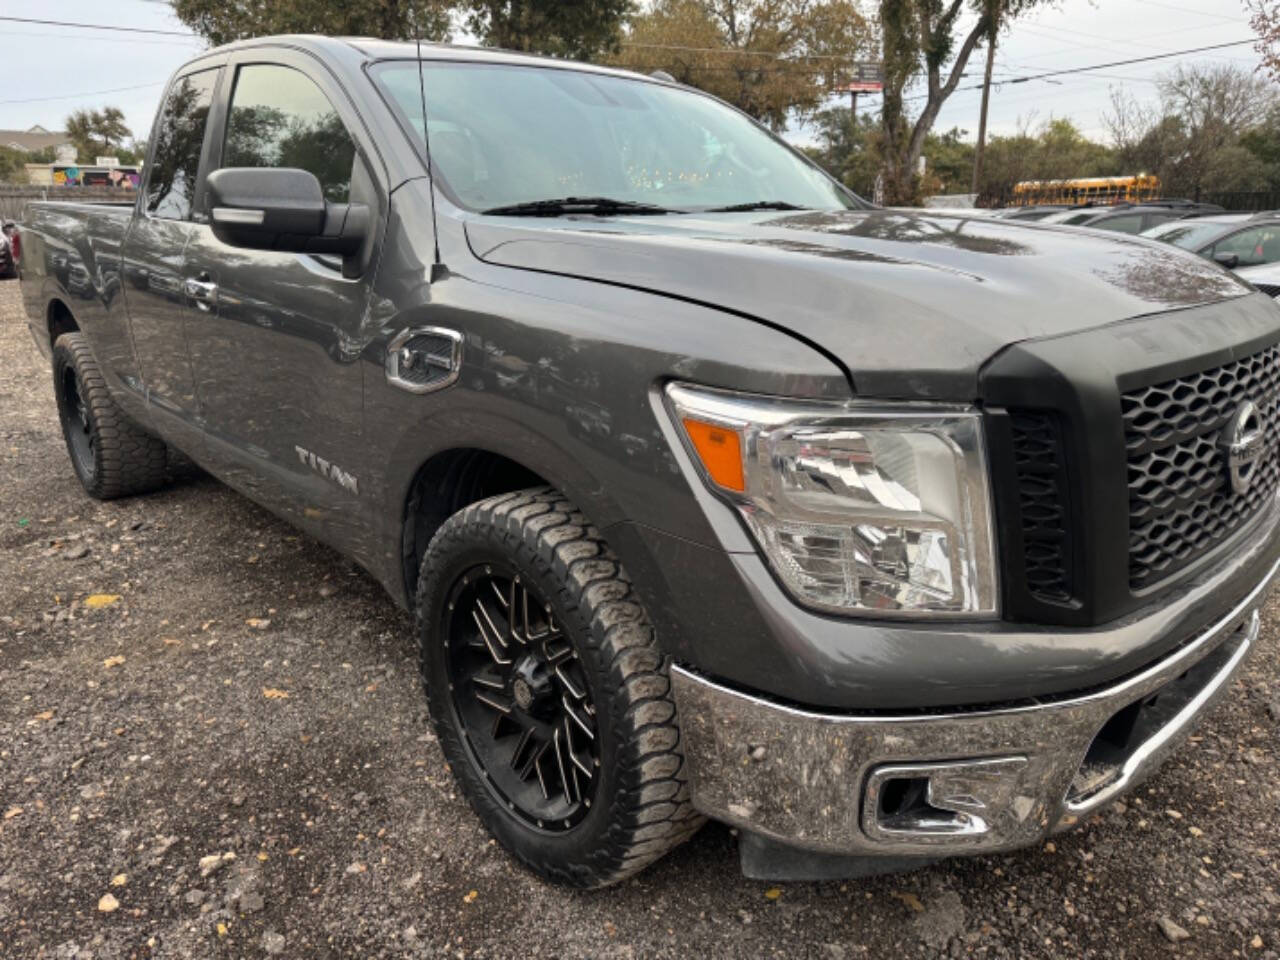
[1063,607,1259,814]
[854,608,1259,847]
[671,588,1267,860]
[864,757,1029,842]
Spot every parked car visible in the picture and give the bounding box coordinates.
[18,36,1280,887]
[1141,212,1280,271]
[990,204,1069,221]
[1038,200,1222,234]
[0,220,18,279]
[1238,261,1280,298]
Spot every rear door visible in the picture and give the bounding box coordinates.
[123,64,223,452]
[180,48,385,541]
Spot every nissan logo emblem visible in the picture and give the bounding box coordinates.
[1220,400,1266,495]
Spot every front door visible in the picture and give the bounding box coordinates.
[181,54,383,554]
[123,65,222,453]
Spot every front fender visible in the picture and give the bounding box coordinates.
[359,220,850,607]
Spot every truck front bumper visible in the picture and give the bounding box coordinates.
[671,553,1275,859]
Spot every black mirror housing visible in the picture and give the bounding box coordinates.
[1212,251,1240,270]
[205,167,367,258]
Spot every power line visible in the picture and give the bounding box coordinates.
[0,27,1258,112]
[0,28,203,48]
[0,81,167,106]
[987,38,1256,84]
[619,41,856,62]
[1130,0,1247,24]
[0,15,196,37]
[878,38,1259,101]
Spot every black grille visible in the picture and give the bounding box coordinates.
[1009,411,1073,604]
[1255,283,1280,299]
[1123,343,1280,589]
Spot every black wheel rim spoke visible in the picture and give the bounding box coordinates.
[60,367,94,477]
[444,564,599,830]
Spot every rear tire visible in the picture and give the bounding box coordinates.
[416,487,703,888]
[53,332,168,499]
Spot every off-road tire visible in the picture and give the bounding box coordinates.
[416,487,704,887]
[53,332,168,499]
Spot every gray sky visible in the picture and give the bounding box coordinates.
[0,0,1266,149]
[897,0,1264,143]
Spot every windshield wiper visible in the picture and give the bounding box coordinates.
[481,196,677,216]
[702,200,811,212]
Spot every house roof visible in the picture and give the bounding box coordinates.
[0,127,73,153]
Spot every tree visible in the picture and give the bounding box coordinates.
[1248,0,1280,83]
[608,0,873,131]
[467,0,632,58]
[171,0,452,47]
[878,0,1047,205]
[0,145,26,182]
[1105,63,1278,200]
[65,107,133,161]
[1240,104,1280,189]
[805,105,882,194]
[115,140,148,166]
[920,125,974,194]
[976,117,1117,205]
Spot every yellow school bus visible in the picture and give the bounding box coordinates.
[1011,174,1162,206]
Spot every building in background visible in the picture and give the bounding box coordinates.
[26,157,140,188]
[0,124,75,160]
[3,126,140,188]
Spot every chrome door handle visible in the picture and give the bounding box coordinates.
[183,276,218,309]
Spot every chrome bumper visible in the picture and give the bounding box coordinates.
[671,557,1276,857]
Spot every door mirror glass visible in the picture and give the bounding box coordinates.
[206,167,367,256]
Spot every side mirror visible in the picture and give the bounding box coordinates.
[1212,251,1240,270]
[205,167,368,259]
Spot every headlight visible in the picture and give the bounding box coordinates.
[665,383,997,618]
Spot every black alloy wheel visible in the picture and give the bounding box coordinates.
[59,362,96,481]
[443,562,600,831]
[416,488,704,887]
[52,332,168,499]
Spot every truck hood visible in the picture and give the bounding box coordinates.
[464,208,1251,398]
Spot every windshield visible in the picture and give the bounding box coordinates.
[371,60,861,213]
[1140,218,1247,250]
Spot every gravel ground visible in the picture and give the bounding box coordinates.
[1,277,1279,960]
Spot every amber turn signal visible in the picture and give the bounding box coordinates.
[681,417,745,492]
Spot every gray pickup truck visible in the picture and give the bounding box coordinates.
[19,36,1280,887]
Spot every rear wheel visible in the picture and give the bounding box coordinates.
[53,333,168,499]
[416,488,703,887]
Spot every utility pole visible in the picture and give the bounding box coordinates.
[849,89,858,118]
[971,6,999,197]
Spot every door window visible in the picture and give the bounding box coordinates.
[1093,214,1144,234]
[1210,226,1280,268]
[223,64,358,203]
[146,69,219,220]
[1141,213,1178,231]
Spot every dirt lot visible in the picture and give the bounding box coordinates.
[1,277,1278,959]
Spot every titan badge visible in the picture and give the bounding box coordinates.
[294,445,359,495]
